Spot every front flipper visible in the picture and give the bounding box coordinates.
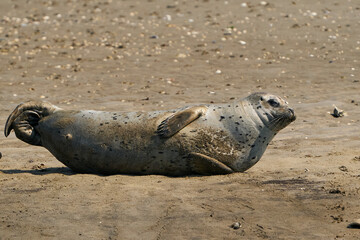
[189,152,234,175]
[156,106,208,138]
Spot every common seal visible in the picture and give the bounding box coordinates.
[4,92,295,176]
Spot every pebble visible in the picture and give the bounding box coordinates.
[177,53,187,58]
[339,166,348,172]
[215,70,222,74]
[347,219,360,229]
[163,15,172,21]
[231,222,241,229]
[32,163,46,171]
[331,105,345,118]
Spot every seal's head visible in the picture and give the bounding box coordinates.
[246,92,296,132]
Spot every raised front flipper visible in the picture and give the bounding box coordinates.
[156,106,207,138]
[4,101,60,146]
[189,152,234,175]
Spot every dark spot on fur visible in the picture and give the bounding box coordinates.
[219,116,225,121]
[235,122,240,125]
[100,123,103,126]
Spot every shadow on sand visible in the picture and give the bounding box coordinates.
[0,167,76,176]
[0,167,206,177]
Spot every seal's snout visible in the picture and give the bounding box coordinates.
[288,108,296,121]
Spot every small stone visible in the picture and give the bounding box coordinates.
[163,15,172,21]
[32,163,46,171]
[177,53,187,58]
[347,219,360,229]
[231,222,241,229]
[329,188,344,194]
[331,105,345,118]
[215,70,222,74]
[339,166,348,172]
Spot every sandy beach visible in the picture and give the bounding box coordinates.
[1,0,360,239]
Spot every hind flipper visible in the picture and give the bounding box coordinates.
[4,101,60,146]
[189,152,234,175]
[157,106,208,138]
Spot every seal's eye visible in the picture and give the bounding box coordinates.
[268,99,280,107]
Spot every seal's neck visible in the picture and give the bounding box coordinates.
[236,101,267,129]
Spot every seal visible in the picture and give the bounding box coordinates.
[4,92,296,176]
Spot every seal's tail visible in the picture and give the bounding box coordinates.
[4,101,59,146]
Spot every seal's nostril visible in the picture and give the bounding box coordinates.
[288,108,296,121]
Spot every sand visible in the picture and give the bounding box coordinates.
[1,0,359,239]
